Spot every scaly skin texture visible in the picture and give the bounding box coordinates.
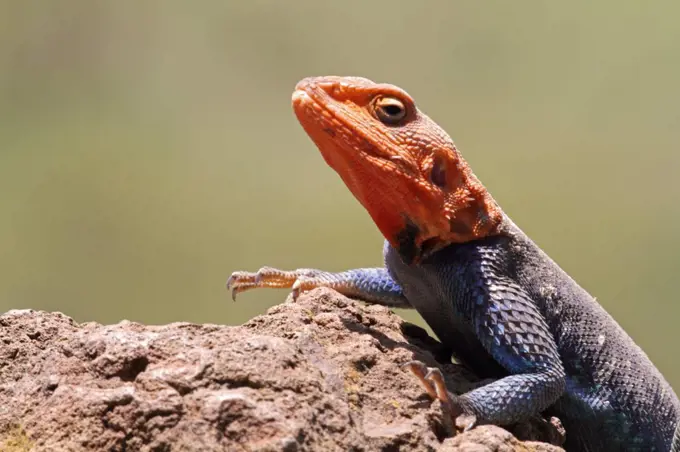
[228,76,680,451]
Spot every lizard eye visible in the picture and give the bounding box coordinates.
[430,157,447,188]
[373,96,407,125]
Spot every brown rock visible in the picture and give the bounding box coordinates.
[0,288,564,451]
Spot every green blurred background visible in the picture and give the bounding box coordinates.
[1,2,679,386]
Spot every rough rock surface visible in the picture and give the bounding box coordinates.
[0,288,565,451]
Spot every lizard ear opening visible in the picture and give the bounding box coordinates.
[430,156,447,189]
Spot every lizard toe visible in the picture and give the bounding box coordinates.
[401,360,438,399]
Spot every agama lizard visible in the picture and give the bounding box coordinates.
[227,76,680,451]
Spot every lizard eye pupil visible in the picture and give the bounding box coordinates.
[373,96,407,125]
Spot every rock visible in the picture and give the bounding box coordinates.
[0,288,564,451]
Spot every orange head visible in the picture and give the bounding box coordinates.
[292,76,504,264]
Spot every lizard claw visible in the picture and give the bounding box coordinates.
[225,271,259,301]
[291,279,303,301]
[454,414,477,432]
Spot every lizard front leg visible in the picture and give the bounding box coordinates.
[461,278,567,425]
[227,266,411,308]
[403,274,566,430]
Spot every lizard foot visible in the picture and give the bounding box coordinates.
[227,267,325,301]
[226,267,328,301]
[401,361,477,435]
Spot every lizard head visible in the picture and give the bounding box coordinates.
[292,76,503,264]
